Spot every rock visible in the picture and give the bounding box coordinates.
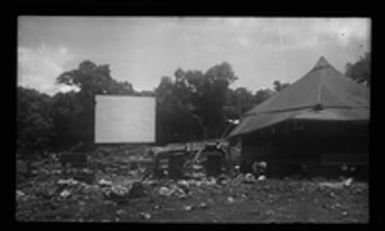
[183,205,193,211]
[217,173,229,180]
[51,169,62,175]
[177,180,190,187]
[230,174,244,186]
[343,178,353,187]
[330,192,336,198]
[103,200,116,206]
[341,211,348,217]
[158,186,171,196]
[192,164,203,170]
[219,179,229,185]
[195,181,203,187]
[257,175,266,181]
[308,217,316,222]
[206,177,217,186]
[98,179,113,187]
[60,189,71,198]
[116,209,126,216]
[199,202,208,209]
[139,212,152,220]
[243,173,255,183]
[319,181,344,189]
[78,200,86,206]
[192,172,205,179]
[178,194,188,200]
[258,161,267,169]
[83,185,104,200]
[57,178,79,186]
[217,174,230,186]
[265,210,275,216]
[111,185,129,196]
[227,196,235,203]
[160,184,188,198]
[176,181,190,194]
[16,190,25,198]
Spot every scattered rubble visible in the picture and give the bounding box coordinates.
[16,149,368,223]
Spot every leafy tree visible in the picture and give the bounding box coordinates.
[200,62,237,138]
[50,91,83,149]
[155,76,201,143]
[345,52,371,86]
[155,76,177,143]
[234,87,255,113]
[57,60,134,95]
[224,80,289,123]
[55,60,135,149]
[173,62,237,139]
[253,88,275,105]
[273,80,290,92]
[17,86,54,153]
[18,58,296,150]
[138,90,156,97]
[154,62,238,142]
[226,87,256,117]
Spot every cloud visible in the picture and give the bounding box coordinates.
[262,18,370,50]
[18,44,77,95]
[209,18,370,51]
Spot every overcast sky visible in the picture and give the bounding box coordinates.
[18,17,370,95]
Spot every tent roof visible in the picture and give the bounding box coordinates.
[229,56,370,137]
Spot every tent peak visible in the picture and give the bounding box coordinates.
[313,56,331,70]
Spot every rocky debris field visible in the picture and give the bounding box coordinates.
[16,152,368,223]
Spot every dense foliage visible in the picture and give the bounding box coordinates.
[345,52,371,87]
[17,87,54,153]
[18,55,368,153]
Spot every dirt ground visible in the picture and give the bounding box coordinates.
[16,151,368,223]
[16,178,368,223]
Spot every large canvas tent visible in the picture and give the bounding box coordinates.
[229,57,369,137]
[228,57,370,178]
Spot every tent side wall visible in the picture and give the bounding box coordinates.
[239,120,368,179]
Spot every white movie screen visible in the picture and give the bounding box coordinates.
[95,95,155,143]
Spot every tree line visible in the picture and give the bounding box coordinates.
[17,53,370,154]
